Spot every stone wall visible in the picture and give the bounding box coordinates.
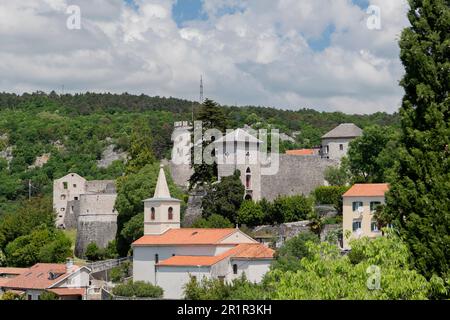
[182,189,206,227]
[261,155,339,201]
[75,215,118,258]
[74,194,118,258]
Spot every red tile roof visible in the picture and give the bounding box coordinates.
[1,263,80,290]
[133,228,239,246]
[0,267,27,275]
[286,149,315,156]
[343,184,389,197]
[47,288,86,296]
[157,244,275,267]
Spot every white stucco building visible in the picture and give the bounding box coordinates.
[321,123,363,160]
[132,165,275,299]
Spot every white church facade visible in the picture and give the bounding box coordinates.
[132,165,274,299]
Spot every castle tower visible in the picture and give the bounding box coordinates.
[215,129,262,201]
[143,165,181,235]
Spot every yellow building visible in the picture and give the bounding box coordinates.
[342,184,389,250]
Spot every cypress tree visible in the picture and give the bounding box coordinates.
[386,0,450,279]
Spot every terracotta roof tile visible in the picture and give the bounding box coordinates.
[132,228,238,246]
[157,244,275,267]
[343,184,389,197]
[1,263,80,290]
[0,267,27,275]
[286,149,315,156]
[47,288,86,296]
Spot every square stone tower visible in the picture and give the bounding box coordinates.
[143,165,181,235]
[215,129,262,201]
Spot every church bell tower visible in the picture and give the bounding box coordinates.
[143,165,181,235]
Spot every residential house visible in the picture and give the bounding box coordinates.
[132,165,275,299]
[321,123,363,160]
[342,183,390,250]
[0,268,27,295]
[0,261,91,300]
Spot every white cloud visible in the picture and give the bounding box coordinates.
[0,0,410,113]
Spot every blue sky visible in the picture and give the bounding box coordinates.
[0,0,409,114]
[125,0,371,52]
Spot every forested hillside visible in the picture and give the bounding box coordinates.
[0,91,398,215]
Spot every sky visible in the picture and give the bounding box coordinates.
[0,0,410,114]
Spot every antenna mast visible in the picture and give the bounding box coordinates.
[199,75,204,104]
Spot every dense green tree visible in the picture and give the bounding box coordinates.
[189,99,227,189]
[324,157,351,186]
[191,214,234,229]
[120,213,144,246]
[348,125,399,183]
[266,233,438,300]
[85,242,103,261]
[0,196,55,249]
[271,232,319,272]
[125,122,156,175]
[201,170,245,223]
[386,0,450,281]
[313,186,351,213]
[237,200,265,227]
[270,195,314,223]
[5,227,71,267]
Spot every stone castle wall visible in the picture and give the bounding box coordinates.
[260,155,339,201]
[74,194,118,258]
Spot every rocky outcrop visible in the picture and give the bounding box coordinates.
[97,144,127,169]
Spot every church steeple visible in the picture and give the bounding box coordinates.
[143,164,181,235]
[154,165,171,198]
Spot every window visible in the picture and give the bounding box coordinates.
[352,201,364,212]
[155,254,159,264]
[60,208,65,212]
[246,168,251,190]
[60,195,66,200]
[339,144,344,151]
[168,207,173,220]
[73,184,77,188]
[74,197,78,201]
[371,221,379,232]
[28,294,32,300]
[352,220,362,232]
[326,146,329,154]
[370,201,382,212]
[151,207,155,220]
[233,264,238,275]
[63,182,68,189]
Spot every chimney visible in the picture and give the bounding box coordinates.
[66,258,74,273]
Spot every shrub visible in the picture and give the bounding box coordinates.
[313,186,350,213]
[1,291,24,300]
[110,261,131,283]
[39,291,59,300]
[85,242,103,261]
[112,281,163,298]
